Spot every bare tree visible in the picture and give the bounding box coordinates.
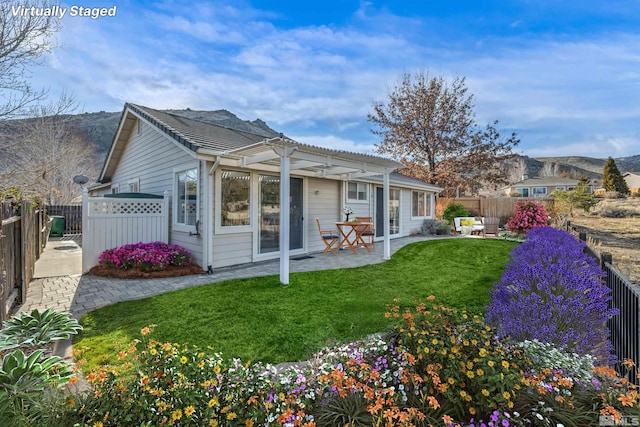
[506,155,529,183]
[0,94,100,204]
[539,161,560,177]
[368,72,519,196]
[0,0,61,119]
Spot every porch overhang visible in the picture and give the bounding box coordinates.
[195,136,403,179]
[197,136,403,285]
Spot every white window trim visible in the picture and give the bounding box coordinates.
[346,181,369,203]
[127,178,140,193]
[410,190,433,220]
[555,186,566,191]
[215,168,253,235]
[532,187,547,197]
[173,164,199,234]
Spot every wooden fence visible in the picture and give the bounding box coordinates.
[47,204,82,234]
[566,222,639,384]
[0,200,49,322]
[436,197,555,224]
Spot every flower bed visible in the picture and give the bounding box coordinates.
[55,229,640,425]
[90,242,204,278]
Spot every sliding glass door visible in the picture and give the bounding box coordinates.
[258,175,304,254]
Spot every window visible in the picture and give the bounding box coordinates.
[532,187,547,197]
[175,168,198,228]
[221,170,251,227]
[347,182,368,202]
[555,186,566,191]
[128,178,139,193]
[412,191,431,218]
[516,188,529,197]
[111,184,120,194]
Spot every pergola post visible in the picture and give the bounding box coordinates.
[273,146,297,284]
[383,170,391,260]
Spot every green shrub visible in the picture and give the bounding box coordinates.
[442,203,470,225]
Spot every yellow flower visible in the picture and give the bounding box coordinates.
[479,348,487,357]
[185,405,195,416]
[508,401,514,408]
[487,360,495,367]
[502,391,511,400]
[227,412,237,420]
[208,397,219,408]
[460,391,467,398]
[150,348,157,355]
[209,420,219,427]
[466,371,475,379]
[469,407,476,415]
[448,377,455,385]
[432,338,439,345]
[246,420,254,427]
[502,360,510,369]
[172,409,183,420]
[476,369,484,376]
[482,389,490,397]
[213,365,221,374]
[94,423,103,427]
[180,356,188,364]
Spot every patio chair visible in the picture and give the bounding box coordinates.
[315,217,339,255]
[355,216,375,249]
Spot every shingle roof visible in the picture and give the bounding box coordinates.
[129,103,268,152]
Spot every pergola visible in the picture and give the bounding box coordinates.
[196,136,404,284]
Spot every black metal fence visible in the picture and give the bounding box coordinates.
[566,222,639,383]
[47,204,82,234]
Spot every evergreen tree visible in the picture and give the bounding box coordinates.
[603,157,629,194]
[551,177,595,216]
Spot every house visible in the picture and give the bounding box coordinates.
[623,172,640,195]
[503,177,595,197]
[90,103,442,280]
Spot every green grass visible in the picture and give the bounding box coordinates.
[75,239,514,369]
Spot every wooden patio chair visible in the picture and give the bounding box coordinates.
[315,217,339,255]
[355,216,375,249]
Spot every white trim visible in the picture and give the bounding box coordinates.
[173,163,199,234]
[127,178,140,193]
[346,181,369,203]
[410,190,432,220]
[111,183,120,194]
[214,168,253,235]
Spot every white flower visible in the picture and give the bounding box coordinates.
[341,206,354,215]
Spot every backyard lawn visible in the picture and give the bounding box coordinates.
[75,238,515,369]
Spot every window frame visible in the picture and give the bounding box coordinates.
[215,168,253,234]
[411,190,432,220]
[347,182,368,203]
[532,187,547,197]
[516,187,529,197]
[127,178,140,193]
[173,166,199,233]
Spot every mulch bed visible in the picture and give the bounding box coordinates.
[88,263,206,279]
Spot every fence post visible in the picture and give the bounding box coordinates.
[578,231,587,242]
[566,220,571,231]
[601,252,613,269]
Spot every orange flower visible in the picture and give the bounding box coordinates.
[442,414,454,425]
[619,393,635,407]
[141,327,150,336]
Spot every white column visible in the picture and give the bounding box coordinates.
[383,171,391,260]
[274,146,297,284]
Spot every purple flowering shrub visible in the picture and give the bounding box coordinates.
[506,200,550,235]
[486,227,616,364]
[98,241,192,271]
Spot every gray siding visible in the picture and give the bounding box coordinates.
[110,119,204,267]
[307,178,341,254]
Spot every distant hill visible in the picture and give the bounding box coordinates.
[2,107,638,181]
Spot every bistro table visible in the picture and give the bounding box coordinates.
[335,222,373,255]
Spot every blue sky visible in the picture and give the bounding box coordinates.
[30,0,640,158]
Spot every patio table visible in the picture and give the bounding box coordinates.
[336,222,373,255]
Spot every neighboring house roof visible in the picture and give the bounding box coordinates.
[623,172,640,188]
[503,177,586,189]
[99,103,443,192]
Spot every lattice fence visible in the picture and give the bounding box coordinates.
[82,190,169,272]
